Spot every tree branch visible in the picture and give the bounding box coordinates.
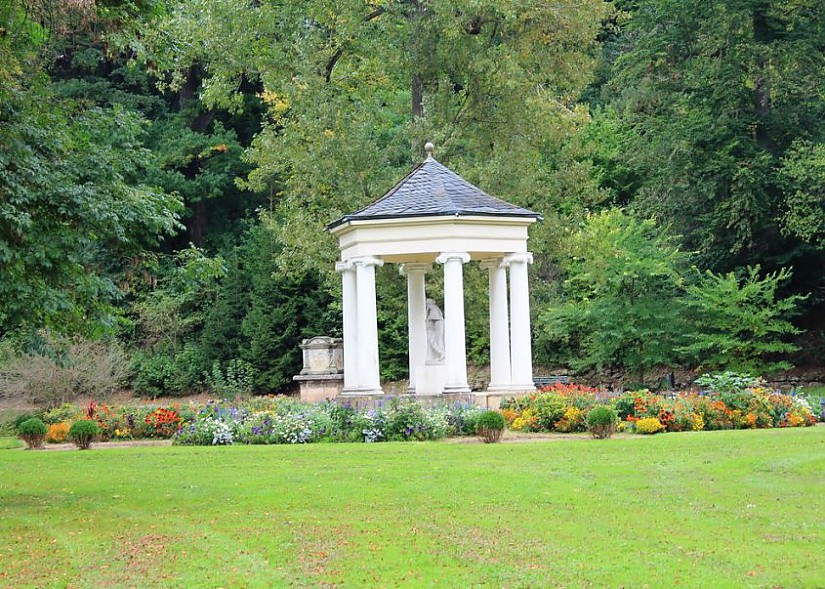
[324,7,385,83]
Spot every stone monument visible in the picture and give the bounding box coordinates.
[293,336,344,402]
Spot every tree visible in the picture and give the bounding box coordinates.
[0,79,182,341]
[142,0,611,279]
[238,220,335,391]
[0,0,183,344]
[679,266,805,375]
[537,209,689,382]
[602,0,825,272]
[780,141,825,247]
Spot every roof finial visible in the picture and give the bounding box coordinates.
[424,141,435,160]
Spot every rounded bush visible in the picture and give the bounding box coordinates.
[14,412,39,430]
[635,417,665,435]
[46,422,71,443]
[475,410,506,443]
[68,419,99,450]
[586,406,618,439]
[532,395,566,431]
[18,418,47,449]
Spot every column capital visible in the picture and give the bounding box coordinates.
[478,257,505,271]
[399,262,432,277]
[435,251,471,265]
[501,252,533,267]
[335,260,354,273]
[350,255,384,268]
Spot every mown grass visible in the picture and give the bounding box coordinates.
[1,428,823,588]
[0,437,22,450]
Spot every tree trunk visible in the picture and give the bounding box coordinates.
[412,74,424,118]
[752,3,776,154]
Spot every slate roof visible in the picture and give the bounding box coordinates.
[328,155,541,229]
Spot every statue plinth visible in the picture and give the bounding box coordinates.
[293,336,344,403]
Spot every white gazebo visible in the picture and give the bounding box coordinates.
[327,143,541,404]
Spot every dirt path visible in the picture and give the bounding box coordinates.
[14,439,174,451]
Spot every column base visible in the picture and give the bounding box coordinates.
[506,383,538,393]
[486,383,516,393]
[443,384,471,394]
[341,386,384,396]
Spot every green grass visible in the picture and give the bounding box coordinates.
[1,428,824,588]
[0,437,22,450]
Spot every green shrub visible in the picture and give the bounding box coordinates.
[679,267,805,375]
[18,417,47,449]
[13,412,40,430]
[42,403,80,425]
[206,358,256,399]
[693,372,757,395]
[532,394,567,431]
[613,394,637,420]
[586,405,618,439]
[68,419,99,450]
[475,410,506,443]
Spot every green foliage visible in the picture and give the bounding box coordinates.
[475,410,505,443]
[679,267,805,374]
[476,410,506,431]
[144,0,610,282]
[385,401,433,442]
[693,372,759,396]
[780,141,825,247]
[0,1,194,344]
[603,0,825,272]
[613,395,637,421]
[18,417,47,449]
[42,404,81,426]
[12,412,40,430]
[586,405,618,439]
[0,78,183,340]
[17,417,47,437]
[130,348,204,398]
[68,419,99,450]
[206,359,255,399]
[538,210,689,381]
[235,221,336,392]
[531,395,567,432]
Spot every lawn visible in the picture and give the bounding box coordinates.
[1,428,823,588]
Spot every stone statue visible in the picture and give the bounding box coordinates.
[425,298,445,364]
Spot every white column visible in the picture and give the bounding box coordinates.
[503,252,535,391]
[480,258,511,391]
[336,261,358,391]
[436,251,471,394]
[353,255,384,394]
[400,263,430,394]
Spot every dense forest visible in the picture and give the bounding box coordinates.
[1,0,824,401]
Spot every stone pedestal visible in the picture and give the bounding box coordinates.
[293,336,344,403]
[416,363,447,396]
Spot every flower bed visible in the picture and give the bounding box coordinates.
[174,398,485,445]
[37,401,193,443]
[26,397,483,446]
[15,374,820,447]
[499,379,819,434]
